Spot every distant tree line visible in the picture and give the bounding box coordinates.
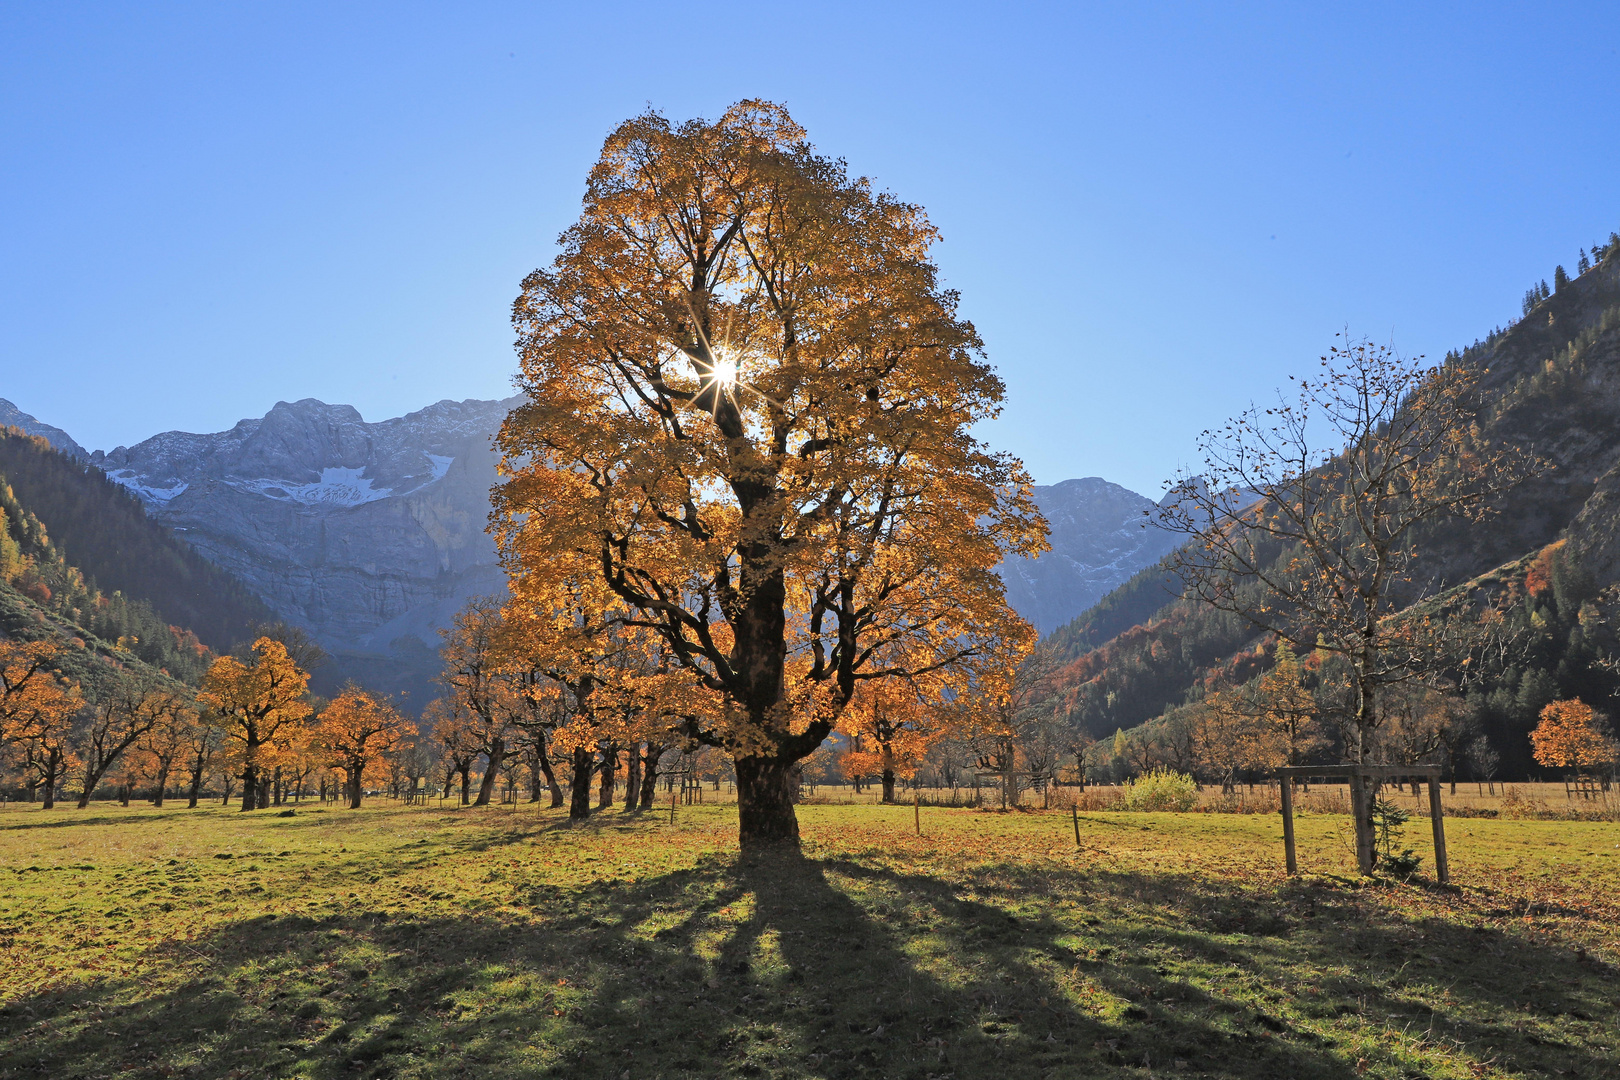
[1523,230,1619,316]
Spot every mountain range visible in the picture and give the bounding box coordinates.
[0,396,1175,702]
[997,478,1178,636]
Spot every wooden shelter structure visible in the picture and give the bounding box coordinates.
[1277,764,1448,883]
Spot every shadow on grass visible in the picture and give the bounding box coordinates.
[1,847,1613,1080]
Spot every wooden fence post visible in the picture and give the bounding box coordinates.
[1427,774,1449,885]
[1280,773,1297,875]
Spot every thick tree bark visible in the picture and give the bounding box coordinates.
[623,742,642,813]
[735,755,799,847]
[77,769,106,808]
[597,743,618,809]
[152,766,170,808]
[348,765,364,809]
[638,744,665,809]
[473,737,505,806]
[240,763,259,812]
[537,742,564,808]
[41,751,62,810]
[569,746,594,820]
[458,766,471,805]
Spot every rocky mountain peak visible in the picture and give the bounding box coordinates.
[999,477,1180,636]
[0,398,88,460]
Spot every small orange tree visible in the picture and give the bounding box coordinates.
[425,696,483,804]
[314,687,408,808]
[839,677,939,803]
[199,637,312,811]
[499,583,700,819]
[0,640,82,808]
[1530,698,1617,773]
[1193,688,1281,792]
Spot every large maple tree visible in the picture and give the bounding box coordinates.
[494,101,1044,847]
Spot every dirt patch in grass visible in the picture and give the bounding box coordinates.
[0,802,1615,1079]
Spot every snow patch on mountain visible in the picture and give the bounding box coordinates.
[243,466,393,507]
[105,470,190,504]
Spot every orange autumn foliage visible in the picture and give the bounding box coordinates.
[199,637,311,811]
[314,687,408,808]
[1524,539,1566,599]
[1530,698,1617,771]
[493,101,1044,846]
[838,678,939,800]
[0,639,82,808]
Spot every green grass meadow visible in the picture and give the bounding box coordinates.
[1,800,1616,1079]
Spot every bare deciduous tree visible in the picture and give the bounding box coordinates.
[1161,337,1538,761]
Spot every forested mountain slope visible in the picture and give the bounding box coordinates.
[1049,236,1620,777]
[0,445,220,690]
[0,428,271,657]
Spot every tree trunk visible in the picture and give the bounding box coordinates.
[527,744,542,803]
[348,765,363,809]
[187,765,203,808]
[474,738,505,806]
[76,769,102,809]
[41,750,61,810]
[735,754,800,848]
[240,763,258,812]
[1352,655,1378,866]
[623,742,642,812]
[569,746,593,820]
[152,766,170,808]
[537,742,564,808]
[458,766,471,805]
[639,744,665,809]
[597,743,618,809]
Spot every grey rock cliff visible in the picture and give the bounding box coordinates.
[999,477,1178,636]
[92,396,522,701]
[0,398,89,459]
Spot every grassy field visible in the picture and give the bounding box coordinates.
[0,800,1616,1080]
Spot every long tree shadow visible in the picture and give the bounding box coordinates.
[1,848,1613,1080]
[826,855,1619,1078]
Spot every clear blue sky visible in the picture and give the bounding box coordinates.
[3,2,1617,497]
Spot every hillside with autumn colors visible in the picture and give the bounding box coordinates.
[1047,235,1620,780]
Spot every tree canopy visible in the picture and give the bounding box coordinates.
[494,101,1044,846]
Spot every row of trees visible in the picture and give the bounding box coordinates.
[0,636,410,811]
[1089,641,1616,793]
